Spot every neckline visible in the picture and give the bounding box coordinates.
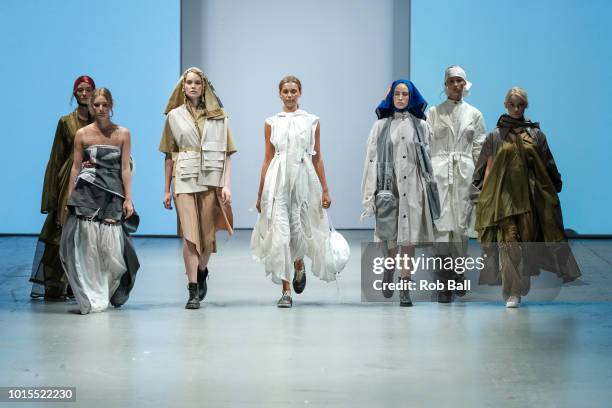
[445,98,463,106]
[393,111,410,120]
[84,144,121,150]
[278,109,305,116]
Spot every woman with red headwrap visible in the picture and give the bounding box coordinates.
[30,75,96,300]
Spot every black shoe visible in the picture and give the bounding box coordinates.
[185,283,200,309]
[454,273,467,297]
[398,276,413,307]
[277,291,293,308]
[44,286,65,302]
[437,290,453,304]
[292,265,306,294]
[65,284,75,300]
[197,267,209,301]
[382,267,395,299]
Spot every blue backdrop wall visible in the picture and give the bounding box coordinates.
[411,0,612,234]
[1,0,610,234]
[0,0,180,235]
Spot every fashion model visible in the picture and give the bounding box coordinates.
[60,88,139,314]
[361,79,435,306]
[31,76,96,300]
[159,67,236,309]
[252,76,336,308]
[472,87,581,308]
[426,65,486,303]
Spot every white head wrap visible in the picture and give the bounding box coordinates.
[444,65,472,98]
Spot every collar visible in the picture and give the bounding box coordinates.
[277,109,306,117]
[444,98,463,106]
[393,111,410,120]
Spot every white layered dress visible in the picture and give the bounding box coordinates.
[251,110,335,283]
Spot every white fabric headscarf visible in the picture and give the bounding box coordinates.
[444,65,472,98]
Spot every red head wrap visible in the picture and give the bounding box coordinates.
[73,75,96,93]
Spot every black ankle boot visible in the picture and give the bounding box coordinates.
[197,267,209,301]
[185,283,200,309]
[437,289,453,303]
[382,267,395,299]
[398,276,413,307]
[454,272,467,297]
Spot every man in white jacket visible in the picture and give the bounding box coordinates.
[426,66,486,303]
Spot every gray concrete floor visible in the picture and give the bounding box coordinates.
[1,232,611,408]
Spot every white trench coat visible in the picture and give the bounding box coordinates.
[426,99,485,238]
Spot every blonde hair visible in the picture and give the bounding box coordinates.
[182,68,206,89]
[278,75,302,92]
[504,87,528,108]
[89,87,114,108]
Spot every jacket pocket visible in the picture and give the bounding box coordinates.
[202,150,225,170]
[177,151,200,178]
[464,125,475,142]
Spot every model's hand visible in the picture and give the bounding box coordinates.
[255,197,261,213]
[123,199,134,218]
[221,186,232,206]
[322,191,332,209]
[163,192,173,210]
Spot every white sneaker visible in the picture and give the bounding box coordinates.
[505,296,520,308]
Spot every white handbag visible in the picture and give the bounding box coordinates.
[325,214,350,276]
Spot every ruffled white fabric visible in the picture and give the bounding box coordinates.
[66,220,126,314]
[251,110,337,283]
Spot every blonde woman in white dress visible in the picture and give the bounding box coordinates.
[252,76,334,308]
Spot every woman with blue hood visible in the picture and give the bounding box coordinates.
[361,79,436,307]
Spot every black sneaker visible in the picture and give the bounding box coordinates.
[65,284,75,300]
[197,267,209,301]
[292,265,306,294]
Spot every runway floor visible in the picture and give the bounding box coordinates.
[1,231,611,407]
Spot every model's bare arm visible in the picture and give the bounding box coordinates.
[256,122,275,212]
[121,129,134,218]
[311,122,331,208]
[163,153,173,209]
[221,154,232,205]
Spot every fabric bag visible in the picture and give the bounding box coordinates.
[325,213,350,276]
[411,116,441,220]
[374,119,399,240]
